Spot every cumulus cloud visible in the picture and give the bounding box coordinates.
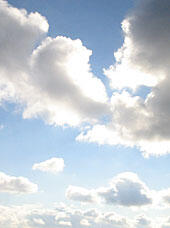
[0,171,38,194]
[66,172,152,207]
[98,172,152,207]
[0,0,109,128]
[0,203,132,228]
[32,157,65,174]
[1,202,170,228]
[65,185,98,203]
[3,0,170,157]
[78,0,170,157]
[162,217,170,228]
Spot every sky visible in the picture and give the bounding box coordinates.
[1,0,170,227]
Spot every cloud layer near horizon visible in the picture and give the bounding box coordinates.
[78,0,170,156]
[0,203,165,228]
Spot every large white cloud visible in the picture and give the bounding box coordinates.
[78,0,170,156]
[32,157,65,174]
[3,0,170,157]
[0,0,109,127]
[0,171,38,194]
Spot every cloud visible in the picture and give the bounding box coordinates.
[58,221,72,227]
[95,212,130,228]
[0,203,132,228]
[0,172,38,194]
[80,219,90,226]
[78,0,170,157]
[66,172,152,207]
[104,0,169,91]
[32,157,65,174]
[0,0,109,127]
[161,217,170,228]
[98,172,152,207]
[33,218,45,225]
[83,209,98,218]
[158,189,170,207]
[1,202,169,228]
[65,185,98,203]
[2,0,170,157]
[135,215,152,228]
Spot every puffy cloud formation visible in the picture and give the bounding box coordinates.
[98,172,152,207]
[1,202,169,228]
[0,203,132,228]
[32,157,65,174]
[0,172,38,194]
[78,0,170,156]
[0,0,109,127]
[2,0,170,157]
[66,172,152,207]
[66,186,97,203]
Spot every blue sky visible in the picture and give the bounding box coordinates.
[1,0,170,227]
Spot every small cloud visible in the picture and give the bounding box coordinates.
[0,171,38,194]
[32,157,65,174]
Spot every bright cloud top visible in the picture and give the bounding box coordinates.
[32,157,65,174]
[0,172,38,194]
[0,0,109,128]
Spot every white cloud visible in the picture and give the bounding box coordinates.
[158,189,170,207]
[3,0,170,157]
[32,157,65,174]
[65,185,98,203]
[58,221,72,227]
[0,172,38,194]
[160,217,170,228]
[0,203,132,228]
[95,212,130,228]
[66,172,152,207]
[1,202,169,228]
[83,209,98,218]
[33,218,45,225]
[135,215,152,228]
[0,0,109,128]
[80,219,90,226]
[78,0,170,157]
[98,172,152,207]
